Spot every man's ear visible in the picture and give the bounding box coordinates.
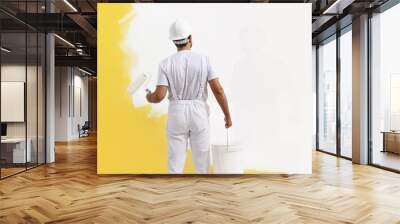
[188,35,193,47]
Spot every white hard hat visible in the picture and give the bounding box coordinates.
[169,19,191,41]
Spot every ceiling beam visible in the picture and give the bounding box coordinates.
[67,13,97,40]
[323,0,356,14]
[312,15,335,33]
[55,55,96,70]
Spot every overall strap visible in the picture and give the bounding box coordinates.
[196,57,208,99]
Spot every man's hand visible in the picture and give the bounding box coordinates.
[225,116,232,128]
[146,92,152,102]
[146,86,168,103]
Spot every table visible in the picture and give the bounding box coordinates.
[381,131,400,154]
[1,138,31,163]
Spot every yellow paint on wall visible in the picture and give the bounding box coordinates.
[97,4,197,174]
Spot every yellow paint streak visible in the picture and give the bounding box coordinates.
[97,4,196,174]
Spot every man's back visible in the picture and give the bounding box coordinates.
[157,50,217,101]
[145,20,232,174]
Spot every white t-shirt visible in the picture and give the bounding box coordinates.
[157,50,218,101]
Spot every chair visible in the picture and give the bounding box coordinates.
[79,121,90,138]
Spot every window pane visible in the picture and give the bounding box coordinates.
[340,29,352,158]
[38,32,46,165]
[318,37,337,154]
[27,31,38,169]
[371,4,400,171]
[0,1,46,179]
[1,31,28,177]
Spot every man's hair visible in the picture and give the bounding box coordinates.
[173,35,191,48]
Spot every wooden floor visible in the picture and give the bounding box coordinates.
[1,135,400,223]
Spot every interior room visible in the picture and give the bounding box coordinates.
[0,0,400,223]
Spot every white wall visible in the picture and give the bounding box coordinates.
[55,67,89,141]
[1,65,28,141]
[121,4,312,173]
[1,65,40,137]
[71,73,89,138]
[75,73,89,124]
[55,67,68,141]
[1,66,26,129]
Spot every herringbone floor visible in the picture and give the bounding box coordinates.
[1,135,400,224]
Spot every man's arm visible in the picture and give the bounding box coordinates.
[209,79,232,128]
[146,85,168,103]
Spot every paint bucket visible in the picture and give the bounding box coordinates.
[211,144,243,174]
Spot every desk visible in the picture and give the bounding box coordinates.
[382,131,400,154]
[1,138,31,163]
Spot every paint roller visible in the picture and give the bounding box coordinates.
[128,73,151,95]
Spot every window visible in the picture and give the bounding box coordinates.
[0,1,46,179]
[318,36,337,154]
[371,3,400,171]
[339,28,352,158]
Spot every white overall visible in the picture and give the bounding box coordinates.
[163,52,211,174]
